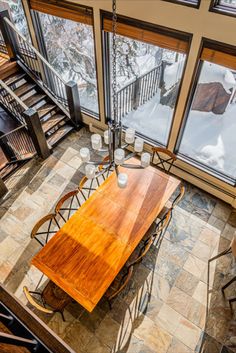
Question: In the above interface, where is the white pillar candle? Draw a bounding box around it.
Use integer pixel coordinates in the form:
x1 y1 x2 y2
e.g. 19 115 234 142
114 148 125 165
125 128 135 144
79 147 90 162
134 138 144 152
104 130 109 144
141 152 151 168
85 164 96 179
117 173 128 188
91 134 102 150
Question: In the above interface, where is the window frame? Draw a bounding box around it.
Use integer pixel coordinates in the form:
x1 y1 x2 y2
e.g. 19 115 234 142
100 10 192 147
161 0 201 9
209 0 236 17
175 38 236 186
30 2 101 119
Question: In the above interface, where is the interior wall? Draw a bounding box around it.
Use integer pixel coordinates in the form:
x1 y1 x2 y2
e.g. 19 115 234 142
22 0 236 206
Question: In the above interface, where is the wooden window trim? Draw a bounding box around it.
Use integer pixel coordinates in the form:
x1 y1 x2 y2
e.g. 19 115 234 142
162 0 201 9
201 47 236 70
101 11 191 54
209 0 236 18
29 0 93 25
175 38 236 184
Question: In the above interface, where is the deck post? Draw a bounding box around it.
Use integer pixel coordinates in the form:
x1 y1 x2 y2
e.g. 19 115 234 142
23 108 51 159
133 78 141 110
0 8 19 60
65 81 82 128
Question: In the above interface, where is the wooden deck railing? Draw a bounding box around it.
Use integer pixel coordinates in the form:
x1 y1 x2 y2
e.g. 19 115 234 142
117 64 162 120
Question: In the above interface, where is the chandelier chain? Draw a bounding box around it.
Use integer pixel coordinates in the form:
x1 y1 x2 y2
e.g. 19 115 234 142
112 0 118 124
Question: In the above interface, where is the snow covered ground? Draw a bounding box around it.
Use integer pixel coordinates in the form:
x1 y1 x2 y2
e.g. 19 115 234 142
179 103 236 179
122 91 173 146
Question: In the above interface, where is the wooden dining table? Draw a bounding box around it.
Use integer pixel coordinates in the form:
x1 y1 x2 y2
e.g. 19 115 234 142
31 158 180 312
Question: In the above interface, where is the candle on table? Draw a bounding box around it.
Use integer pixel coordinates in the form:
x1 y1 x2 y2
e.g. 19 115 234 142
117 173 128 188
125 128 135 144
134 138 144 152
104 130 109 144
91 134 102 150
85 164 96 179
79 147 90 162
114 148 125 165
141 152 151 168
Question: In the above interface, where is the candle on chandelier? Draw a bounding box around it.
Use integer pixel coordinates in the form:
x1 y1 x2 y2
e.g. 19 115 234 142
134 138 144 152
141 152 151 168
91 134 102 150
117 173 128 188
104 130 109 144
114 148 125 165
85 164 96 179
125 128 135 144
79 147 90 162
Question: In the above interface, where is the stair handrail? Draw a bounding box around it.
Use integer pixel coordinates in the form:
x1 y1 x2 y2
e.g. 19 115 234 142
4 17 67 86
0 79 28 111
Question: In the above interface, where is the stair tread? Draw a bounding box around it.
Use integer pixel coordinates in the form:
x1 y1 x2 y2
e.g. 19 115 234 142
38 103 57 118
47 124 74 147
23 93 46 108
42 114 66 133
4 72 26 86
13 82 36 97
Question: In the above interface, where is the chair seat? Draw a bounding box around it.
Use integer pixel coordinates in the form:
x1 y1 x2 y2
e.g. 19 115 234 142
42 281 72 311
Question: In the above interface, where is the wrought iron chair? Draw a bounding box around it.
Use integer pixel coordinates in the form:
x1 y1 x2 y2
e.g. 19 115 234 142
222 276 236 311
78 171 105 199
55 189 84 222
105 265 134 307
23 281 72 321
99 155 115 180
105 231 157 307
31 213 61 247
151 147 177 173
157 185 185 221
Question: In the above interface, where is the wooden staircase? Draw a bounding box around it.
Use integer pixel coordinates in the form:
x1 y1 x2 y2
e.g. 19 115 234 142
0 61 74 148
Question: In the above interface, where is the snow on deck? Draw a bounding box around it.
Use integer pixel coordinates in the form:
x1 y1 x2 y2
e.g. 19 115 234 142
179 103 236 178
200 62 236 94
122 91 173 146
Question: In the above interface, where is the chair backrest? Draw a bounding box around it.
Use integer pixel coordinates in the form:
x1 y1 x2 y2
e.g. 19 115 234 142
107 265 133 301
152 147 177 173
31 213 60 247
99 155 114 179
128 235 155 267
153 209 171 246
23 286 53 314
55 189 83 221
172 185 185 209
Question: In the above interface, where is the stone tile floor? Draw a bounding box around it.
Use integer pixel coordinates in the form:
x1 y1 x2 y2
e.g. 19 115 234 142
1 128 236 353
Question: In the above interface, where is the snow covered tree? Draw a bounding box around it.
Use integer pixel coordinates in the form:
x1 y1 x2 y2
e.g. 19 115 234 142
1 0 30 39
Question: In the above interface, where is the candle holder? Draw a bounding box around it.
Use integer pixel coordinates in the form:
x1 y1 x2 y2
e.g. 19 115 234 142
79 0 151 189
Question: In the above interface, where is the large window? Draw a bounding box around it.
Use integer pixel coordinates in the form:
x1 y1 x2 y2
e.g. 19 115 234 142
210 0 236 15
178 47 236 182
3 0 30 39
162 0 200 8
103 16 189 146
29 1 99 115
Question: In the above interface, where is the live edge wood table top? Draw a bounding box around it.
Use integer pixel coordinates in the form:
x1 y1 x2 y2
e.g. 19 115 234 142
31 158 180 312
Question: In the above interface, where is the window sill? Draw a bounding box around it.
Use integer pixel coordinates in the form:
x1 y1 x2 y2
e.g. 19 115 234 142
177 153 236 186
162 0 200 9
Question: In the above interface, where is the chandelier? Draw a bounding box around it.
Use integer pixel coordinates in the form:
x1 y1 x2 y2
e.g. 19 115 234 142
79 0 151 188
